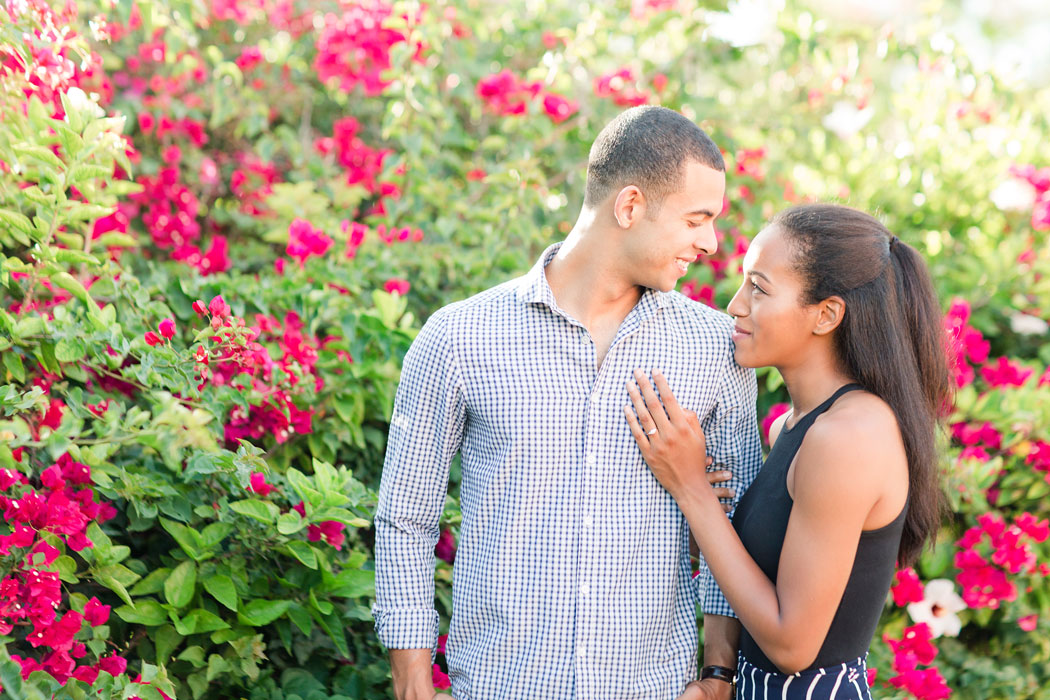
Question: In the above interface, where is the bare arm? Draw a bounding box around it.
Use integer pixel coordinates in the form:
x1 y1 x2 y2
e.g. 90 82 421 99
390 649 452 700
626 371 895 674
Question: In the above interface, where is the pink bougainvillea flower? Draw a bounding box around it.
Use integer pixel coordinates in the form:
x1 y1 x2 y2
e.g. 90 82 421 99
313 1 406 96
286 218 333 266
435 528 456 564
760 403 791 446
307 520 346 550
466 168 487 181
980 356 1033 388
1018 614 1038 631
158 318 176 339
432 663 452 690
192 299 207 316
680 280 715 308
144 331 163 346
884 622 938 666
891 567 925 607
384 278 410 296
249 472 274 496
476 69 542 115
83 597 110 627
209 295 231 318
594 67 649 107
542 92 578 123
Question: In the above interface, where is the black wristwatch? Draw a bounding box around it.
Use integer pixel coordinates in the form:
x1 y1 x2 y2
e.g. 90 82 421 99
700 664 737 692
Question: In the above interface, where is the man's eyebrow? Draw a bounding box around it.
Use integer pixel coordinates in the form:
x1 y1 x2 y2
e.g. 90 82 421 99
684 208 717 218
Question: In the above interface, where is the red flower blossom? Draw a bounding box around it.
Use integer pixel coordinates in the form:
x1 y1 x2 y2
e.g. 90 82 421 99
432 663 451 690
435 528 456 564
209 295 231 318
892 567 926 606
384 278 410 296
83 597 110 627
313 2 407 95
144 331 163 346
594 68 649 107
287 218 333 265
542 92 578 124
192 299 207 316
476 70 542 116
158 318 176 339
980 357 1033 388
249 472 274 496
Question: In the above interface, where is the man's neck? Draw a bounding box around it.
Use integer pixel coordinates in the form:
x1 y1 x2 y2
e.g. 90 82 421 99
544 226 644 330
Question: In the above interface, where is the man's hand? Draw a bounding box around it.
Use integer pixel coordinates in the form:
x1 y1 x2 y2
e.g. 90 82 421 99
677 678 733 700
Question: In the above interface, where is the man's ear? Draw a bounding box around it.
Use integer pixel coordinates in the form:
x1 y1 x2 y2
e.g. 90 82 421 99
813 296 845 336
613 185 646 228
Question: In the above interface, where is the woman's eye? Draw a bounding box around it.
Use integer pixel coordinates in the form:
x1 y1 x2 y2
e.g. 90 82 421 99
750 281 764 294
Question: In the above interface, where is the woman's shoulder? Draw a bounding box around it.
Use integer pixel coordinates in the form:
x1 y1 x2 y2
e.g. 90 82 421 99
795 391 904 490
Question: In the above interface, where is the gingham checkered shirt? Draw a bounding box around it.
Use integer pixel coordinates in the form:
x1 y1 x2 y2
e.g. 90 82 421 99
374 244 762 700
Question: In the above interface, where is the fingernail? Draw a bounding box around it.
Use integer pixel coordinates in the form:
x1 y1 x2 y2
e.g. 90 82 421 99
653 368 663 376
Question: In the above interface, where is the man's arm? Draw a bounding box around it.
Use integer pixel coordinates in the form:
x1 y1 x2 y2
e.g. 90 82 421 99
373 310 466 699
391 649 451 700
695 358 762 618
683 358 760 699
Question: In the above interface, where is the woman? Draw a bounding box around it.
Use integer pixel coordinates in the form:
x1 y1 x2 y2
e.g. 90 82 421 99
624 204 952 698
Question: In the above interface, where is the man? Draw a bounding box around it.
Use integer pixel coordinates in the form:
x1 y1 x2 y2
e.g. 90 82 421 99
373 106 762 700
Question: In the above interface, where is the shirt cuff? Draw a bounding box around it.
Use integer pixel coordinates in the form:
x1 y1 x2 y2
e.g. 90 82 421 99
372 605 440 651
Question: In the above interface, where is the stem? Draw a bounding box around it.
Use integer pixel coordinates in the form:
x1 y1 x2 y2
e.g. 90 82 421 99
18 189 64 316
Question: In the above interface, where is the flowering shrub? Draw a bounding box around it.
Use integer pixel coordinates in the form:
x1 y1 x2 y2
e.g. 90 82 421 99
1 0 1049 698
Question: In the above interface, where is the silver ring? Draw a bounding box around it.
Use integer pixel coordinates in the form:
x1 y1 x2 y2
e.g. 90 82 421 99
646 427 658 436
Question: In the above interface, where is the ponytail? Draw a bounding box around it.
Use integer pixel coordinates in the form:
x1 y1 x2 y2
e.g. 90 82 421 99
773 204 953 565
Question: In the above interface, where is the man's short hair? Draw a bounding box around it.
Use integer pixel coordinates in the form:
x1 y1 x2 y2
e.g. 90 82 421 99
584 106 725 213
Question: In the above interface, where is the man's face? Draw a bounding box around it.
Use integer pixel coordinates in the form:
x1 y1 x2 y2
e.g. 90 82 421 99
623 161 726 292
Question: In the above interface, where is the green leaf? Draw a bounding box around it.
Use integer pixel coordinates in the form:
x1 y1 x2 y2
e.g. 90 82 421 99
173 608 230 635
94 565 141 607
154 624 183 665
276 511 305 535
67 163 113 185
94 232 138 248
287 603 313 635
284 541 318 569
54 248 102 266
201 574 238 611
164 560 197 609
3 351 25 382
315 611 350 658
13 143 65 170
130 567 172 596
237 599 291 626
114 598 168 626
0 209 35 243
13 316 45 338
228 498 279 523
55 338 87 363
160 518 206 560
48 271 92 305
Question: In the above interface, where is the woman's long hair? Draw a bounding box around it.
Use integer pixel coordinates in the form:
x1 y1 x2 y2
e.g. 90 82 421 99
773 204 953 565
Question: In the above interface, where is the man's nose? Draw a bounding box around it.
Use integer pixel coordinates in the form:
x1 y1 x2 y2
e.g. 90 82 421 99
694 222 718 257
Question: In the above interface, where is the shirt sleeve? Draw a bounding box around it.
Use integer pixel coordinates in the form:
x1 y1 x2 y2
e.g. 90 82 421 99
692 357 762 618
372 309 466 650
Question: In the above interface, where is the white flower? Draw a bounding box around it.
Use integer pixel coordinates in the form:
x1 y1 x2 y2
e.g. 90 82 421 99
64 87 105 119
822 101 873 140
990 178 1037 212
1010 312 1049 336
907 578 966 637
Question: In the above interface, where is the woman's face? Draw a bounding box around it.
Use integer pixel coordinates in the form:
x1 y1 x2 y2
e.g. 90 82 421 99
726 224 823 370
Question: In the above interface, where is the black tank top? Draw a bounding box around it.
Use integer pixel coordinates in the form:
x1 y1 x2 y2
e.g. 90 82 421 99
732 384 908 673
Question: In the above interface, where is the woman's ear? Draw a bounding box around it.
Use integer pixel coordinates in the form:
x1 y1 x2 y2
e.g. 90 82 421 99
613 185 646 228
813 296 845 336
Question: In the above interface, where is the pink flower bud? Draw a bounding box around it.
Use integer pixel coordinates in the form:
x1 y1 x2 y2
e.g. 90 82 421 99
209 294 231 318
249 472 274 496
192 299 207 316
158 318 176 339
144 331 163 346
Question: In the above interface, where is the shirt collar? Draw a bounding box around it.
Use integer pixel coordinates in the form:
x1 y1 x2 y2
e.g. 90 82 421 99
515 242 670 314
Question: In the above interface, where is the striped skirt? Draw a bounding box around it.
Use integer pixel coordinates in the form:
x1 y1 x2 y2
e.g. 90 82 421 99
736 652 872 699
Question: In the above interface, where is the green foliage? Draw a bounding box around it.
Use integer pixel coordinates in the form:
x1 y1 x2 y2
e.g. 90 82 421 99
1 0 1049 698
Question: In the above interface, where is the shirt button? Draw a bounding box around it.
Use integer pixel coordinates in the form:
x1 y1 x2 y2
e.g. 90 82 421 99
585 452 597 466
582 515 593 528
580 583 590 596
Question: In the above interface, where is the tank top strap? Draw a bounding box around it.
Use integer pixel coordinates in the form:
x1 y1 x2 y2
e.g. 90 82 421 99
780 383 864 438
